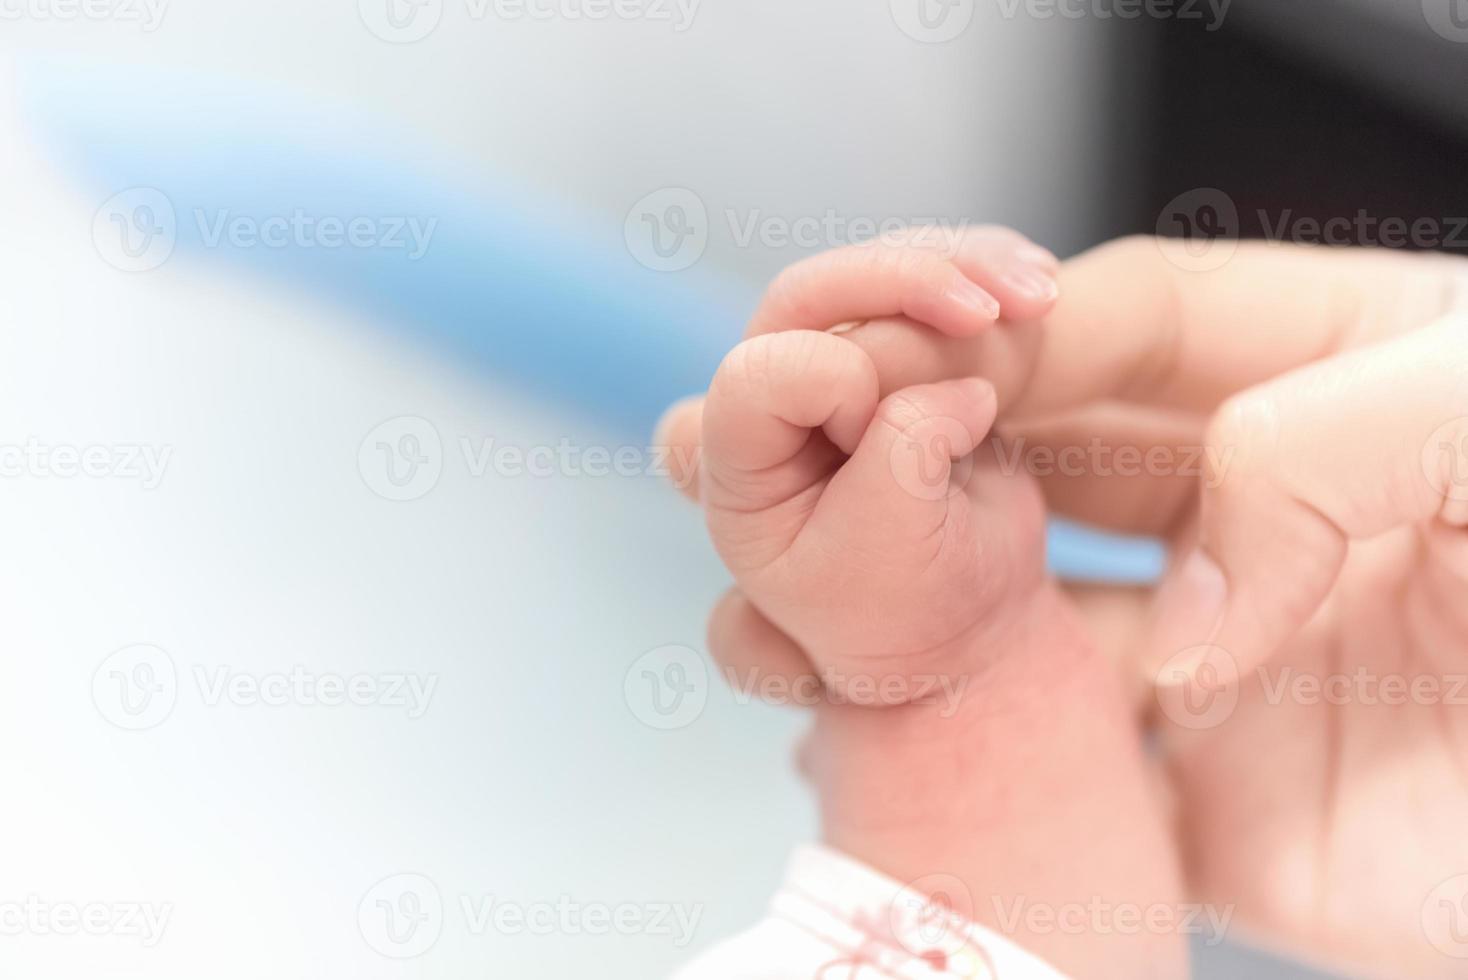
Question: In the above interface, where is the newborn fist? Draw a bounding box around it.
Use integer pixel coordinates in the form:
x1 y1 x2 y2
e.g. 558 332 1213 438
701 330 1048 696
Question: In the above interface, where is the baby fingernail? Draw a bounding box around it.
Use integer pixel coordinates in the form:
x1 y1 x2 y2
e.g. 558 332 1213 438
947 279 1001 321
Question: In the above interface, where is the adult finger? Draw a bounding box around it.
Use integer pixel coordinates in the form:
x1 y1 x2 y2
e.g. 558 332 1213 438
1139 312 1468 686
1001 403 1206 536
845 238 1465 420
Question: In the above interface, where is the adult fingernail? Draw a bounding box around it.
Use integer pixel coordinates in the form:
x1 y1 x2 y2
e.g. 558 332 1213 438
946 278 1001 322
1145 549 1229 687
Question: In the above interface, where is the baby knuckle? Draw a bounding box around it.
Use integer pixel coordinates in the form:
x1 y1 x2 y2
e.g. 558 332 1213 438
764 258 825 326
899 260 957 310
869 242 934 282
962 223 1017 245
875 391 930 434
897 223 950 254
713 338 769 396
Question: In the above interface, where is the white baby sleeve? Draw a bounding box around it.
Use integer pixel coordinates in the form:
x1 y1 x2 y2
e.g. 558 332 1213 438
673 844 1071 979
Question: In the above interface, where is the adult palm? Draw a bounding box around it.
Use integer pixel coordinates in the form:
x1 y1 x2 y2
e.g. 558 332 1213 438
1119 256 1468 979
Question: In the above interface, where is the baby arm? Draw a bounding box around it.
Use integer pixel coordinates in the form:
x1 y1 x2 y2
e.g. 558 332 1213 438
679 231 1186 978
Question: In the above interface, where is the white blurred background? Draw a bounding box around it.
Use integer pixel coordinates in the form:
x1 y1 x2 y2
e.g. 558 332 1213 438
0 2 1324 977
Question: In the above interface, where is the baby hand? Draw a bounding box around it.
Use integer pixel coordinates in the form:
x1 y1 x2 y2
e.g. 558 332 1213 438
700 231 1061 696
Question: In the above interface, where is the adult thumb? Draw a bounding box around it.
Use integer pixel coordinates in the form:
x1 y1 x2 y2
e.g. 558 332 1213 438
1141 313 1468 691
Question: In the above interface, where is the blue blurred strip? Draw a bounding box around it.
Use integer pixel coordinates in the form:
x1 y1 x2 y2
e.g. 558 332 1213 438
1048 523 1165 585
21 58 744 434
19 58 1163 585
